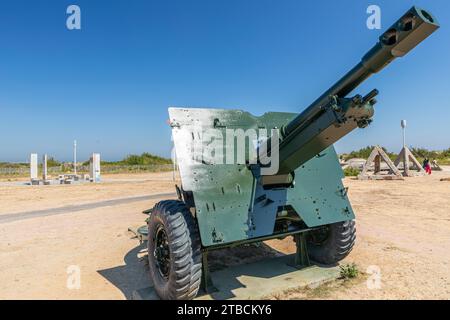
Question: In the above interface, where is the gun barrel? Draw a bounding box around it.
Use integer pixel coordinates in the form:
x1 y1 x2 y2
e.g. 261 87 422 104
268 6 439 176
283 6 439 137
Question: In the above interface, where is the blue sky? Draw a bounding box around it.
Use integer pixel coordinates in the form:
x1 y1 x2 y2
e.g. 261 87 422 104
0 0 448 162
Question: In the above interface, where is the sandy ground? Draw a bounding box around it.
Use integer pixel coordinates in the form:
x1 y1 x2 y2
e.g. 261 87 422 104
0 170 449 299
0 172 175 215
269 168 450 299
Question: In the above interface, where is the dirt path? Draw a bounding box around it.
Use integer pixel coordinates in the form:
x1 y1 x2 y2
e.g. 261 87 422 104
0 172 176 215
0 193 176 224
1 171 449 299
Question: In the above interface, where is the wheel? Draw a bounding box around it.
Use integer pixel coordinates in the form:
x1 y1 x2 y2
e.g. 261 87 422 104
147 200 202 300
306 220 356 265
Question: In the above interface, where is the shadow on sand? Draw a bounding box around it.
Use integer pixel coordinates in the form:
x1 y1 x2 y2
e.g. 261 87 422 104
98 238 338 300
97 243 150 300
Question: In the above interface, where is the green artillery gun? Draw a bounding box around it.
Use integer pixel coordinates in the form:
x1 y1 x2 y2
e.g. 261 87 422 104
145 7 439 300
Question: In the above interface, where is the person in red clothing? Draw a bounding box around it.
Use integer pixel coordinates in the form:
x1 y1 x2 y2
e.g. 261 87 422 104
423 158 432 175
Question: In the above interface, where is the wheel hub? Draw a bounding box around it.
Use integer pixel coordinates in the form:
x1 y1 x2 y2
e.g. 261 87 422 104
154 225 171 279
308 225 331 246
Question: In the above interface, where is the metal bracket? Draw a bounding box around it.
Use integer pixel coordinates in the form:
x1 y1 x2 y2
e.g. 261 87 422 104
142 208 152 215
288 233 311 269
200 252 218 294
128 225 148 244
175 184 182 200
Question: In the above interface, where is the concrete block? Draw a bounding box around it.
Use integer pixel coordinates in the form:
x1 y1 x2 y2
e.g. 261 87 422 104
132 255 340 300
132 287 160 300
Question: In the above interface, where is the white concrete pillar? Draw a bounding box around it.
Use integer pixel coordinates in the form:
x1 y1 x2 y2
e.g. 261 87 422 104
73 140 77 175
30 153 38 181
90 153 101 183
43 154 48 180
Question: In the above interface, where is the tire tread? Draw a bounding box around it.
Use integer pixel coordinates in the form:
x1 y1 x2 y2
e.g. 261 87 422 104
148 200 202 300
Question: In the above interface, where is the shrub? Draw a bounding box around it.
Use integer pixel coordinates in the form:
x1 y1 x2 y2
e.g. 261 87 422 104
343 167 360 177
343 146 396 161
120 152 172 165
339 263 359 279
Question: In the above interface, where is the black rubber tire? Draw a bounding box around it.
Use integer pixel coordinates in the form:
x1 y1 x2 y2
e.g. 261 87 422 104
148 200 202 300
306 220 356 265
